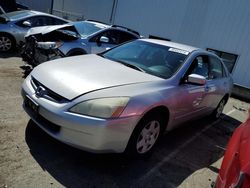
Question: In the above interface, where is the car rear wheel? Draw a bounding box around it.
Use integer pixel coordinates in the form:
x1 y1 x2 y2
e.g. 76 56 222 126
0 34 15 52
212 98 226 119
67 50 86 56
125 112 164 158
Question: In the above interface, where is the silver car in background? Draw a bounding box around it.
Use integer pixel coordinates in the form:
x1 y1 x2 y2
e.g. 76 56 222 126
21 20 140 67
0 10 68 51
21 39 233 157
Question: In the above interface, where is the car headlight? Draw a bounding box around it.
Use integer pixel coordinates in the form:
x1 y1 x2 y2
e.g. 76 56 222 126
69 97 130 118
37 41 63 50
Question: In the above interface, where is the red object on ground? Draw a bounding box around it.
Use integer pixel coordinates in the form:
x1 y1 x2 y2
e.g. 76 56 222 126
216 111 250 188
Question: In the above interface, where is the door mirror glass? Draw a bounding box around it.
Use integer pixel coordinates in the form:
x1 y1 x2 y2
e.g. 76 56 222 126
99 36 109 43
187 74 206 85
23 21 31 27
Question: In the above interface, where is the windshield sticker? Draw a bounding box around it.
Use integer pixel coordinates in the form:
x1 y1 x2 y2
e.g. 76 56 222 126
169 48 189 55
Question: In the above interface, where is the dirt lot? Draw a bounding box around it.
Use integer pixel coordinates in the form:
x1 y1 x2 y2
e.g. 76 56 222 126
0 52 250 188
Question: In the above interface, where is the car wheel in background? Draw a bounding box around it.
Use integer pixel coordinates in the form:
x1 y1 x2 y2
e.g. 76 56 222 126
125 112 164 158
67 50 86 57
0 33 15 52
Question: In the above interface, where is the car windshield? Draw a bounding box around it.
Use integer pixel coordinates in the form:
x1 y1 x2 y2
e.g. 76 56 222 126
73 21 107 38
102 40 189 79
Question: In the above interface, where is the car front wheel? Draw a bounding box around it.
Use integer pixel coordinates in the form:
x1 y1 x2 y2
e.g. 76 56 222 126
125 112 164 158
0 34 15 52
212 98 226 119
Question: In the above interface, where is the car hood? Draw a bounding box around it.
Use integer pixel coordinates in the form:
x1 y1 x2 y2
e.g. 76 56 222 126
26 24 75 37
31 54 162 100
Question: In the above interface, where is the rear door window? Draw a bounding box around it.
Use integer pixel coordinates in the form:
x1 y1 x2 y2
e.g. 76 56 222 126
118 31 137 43
15 16 67 28
50 17 68 25
209 56 224 79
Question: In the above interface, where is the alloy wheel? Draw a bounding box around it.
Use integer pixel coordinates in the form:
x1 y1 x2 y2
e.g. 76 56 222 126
216 100 225 118
0 36 12 52
136 120 161 154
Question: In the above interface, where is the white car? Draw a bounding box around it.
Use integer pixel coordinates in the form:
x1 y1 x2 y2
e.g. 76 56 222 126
21 20 140 67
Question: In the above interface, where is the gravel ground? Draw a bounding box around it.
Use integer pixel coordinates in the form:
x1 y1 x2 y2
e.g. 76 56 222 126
0 52 249 188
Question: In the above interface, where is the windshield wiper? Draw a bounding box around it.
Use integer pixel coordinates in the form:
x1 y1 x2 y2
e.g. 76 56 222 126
99 55 145 72
117 60 145 72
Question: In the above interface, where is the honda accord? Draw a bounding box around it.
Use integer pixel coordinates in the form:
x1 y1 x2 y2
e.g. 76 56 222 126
21 39 233 157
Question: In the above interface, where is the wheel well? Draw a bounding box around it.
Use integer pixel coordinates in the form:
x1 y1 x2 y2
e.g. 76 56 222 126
66 48 87 56
0 32 16 41
223 94 229 103
125 106 170 155
0 32 16 45
141 106 170 131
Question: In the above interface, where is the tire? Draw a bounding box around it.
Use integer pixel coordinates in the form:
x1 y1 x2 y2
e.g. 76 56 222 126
0 33 15 52
211 98 226 119
125 112 164 158
67 51 86 57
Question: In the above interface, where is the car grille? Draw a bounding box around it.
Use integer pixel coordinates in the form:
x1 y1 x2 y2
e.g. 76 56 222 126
31 77 68 103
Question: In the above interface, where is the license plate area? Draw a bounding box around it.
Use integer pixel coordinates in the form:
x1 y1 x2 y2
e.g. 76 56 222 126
25 95 39 115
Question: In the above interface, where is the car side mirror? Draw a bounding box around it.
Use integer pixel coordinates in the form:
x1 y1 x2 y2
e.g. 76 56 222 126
99 36 109 43
187 74 206 85
23 21 31 27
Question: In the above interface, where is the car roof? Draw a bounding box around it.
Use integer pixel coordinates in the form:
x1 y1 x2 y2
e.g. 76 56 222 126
140 38 200 53
1 10 61 21
85 20 110 28
85 20 140 37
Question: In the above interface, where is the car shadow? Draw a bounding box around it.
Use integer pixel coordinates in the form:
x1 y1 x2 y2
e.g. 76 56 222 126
0 51 20 58
0 50 33 78
20 66 32 78
25 115 241 188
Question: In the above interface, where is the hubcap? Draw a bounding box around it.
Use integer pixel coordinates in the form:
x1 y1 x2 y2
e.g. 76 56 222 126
136 120 161 154
0 36 12 51
216 100 225 118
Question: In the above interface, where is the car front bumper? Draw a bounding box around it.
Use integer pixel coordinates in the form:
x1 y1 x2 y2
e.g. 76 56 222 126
22 77 140 153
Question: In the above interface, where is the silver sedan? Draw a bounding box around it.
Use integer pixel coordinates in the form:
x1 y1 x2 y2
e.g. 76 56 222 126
0 10 68 51
21 39 233 157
